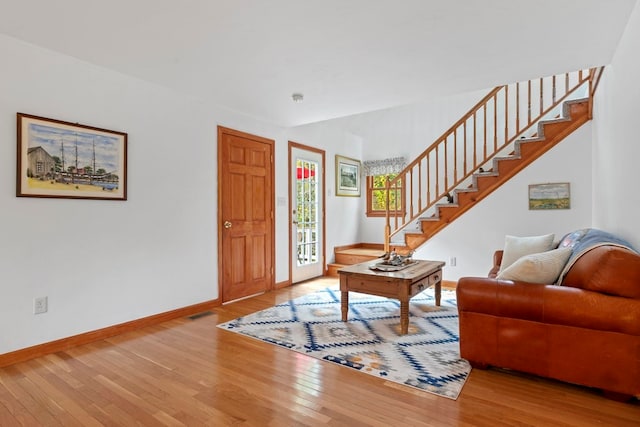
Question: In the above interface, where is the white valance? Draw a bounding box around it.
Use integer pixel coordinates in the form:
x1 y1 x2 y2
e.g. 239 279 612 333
362 157 407 176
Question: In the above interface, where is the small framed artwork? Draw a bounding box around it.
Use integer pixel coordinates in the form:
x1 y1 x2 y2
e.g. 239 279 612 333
528 182 570 210
335 154 361 197
17 113 127 200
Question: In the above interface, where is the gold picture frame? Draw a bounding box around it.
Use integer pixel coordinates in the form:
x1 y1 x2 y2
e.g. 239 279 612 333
335 155 361 197
17 113 127 200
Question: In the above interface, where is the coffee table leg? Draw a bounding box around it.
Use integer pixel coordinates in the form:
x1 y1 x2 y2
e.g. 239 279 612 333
400 299 409 334
341 291 349 322
435 280 441 306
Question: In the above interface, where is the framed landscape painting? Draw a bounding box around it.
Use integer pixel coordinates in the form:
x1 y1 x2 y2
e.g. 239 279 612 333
17 113 127 200
335 154 361 197
528 182 570 210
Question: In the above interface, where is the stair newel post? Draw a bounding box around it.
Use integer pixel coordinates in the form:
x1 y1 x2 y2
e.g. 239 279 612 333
384 175 391 253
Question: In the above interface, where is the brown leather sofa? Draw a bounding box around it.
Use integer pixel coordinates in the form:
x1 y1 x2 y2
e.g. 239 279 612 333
456 245 640 400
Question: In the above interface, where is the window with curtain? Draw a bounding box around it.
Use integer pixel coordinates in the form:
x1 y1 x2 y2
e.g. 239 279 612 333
362 157 407 217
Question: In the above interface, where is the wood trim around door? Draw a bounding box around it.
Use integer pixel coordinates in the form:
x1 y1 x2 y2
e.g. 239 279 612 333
217 126 275 301
288 141 326 284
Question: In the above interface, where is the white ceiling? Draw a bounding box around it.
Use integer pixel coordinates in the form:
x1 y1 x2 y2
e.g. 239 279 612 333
0 0 636 127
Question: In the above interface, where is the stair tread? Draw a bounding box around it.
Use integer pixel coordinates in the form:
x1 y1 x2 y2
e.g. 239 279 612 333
335 248 386 257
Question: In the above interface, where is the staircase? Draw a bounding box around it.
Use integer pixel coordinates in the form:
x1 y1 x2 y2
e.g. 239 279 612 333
404 98 589 249
385 68 604 252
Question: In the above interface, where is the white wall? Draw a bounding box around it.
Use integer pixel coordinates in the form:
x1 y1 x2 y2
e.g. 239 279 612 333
592 1 640 250
326 90 487 162
0 35 287 354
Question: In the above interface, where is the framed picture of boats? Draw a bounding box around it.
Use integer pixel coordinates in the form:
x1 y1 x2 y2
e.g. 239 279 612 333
17 113 127 200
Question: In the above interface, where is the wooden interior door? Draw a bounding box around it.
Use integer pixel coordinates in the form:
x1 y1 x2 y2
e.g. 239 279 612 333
218 127 274 302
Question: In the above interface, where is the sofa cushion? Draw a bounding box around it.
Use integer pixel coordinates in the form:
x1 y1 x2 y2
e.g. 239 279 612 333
498 233 555 274
497 247 572 284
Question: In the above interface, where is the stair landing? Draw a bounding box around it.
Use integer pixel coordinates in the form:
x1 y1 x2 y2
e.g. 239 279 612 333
327 243 385 277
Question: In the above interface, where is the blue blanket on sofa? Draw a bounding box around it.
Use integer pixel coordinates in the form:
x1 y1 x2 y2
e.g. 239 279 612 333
556 228 637 285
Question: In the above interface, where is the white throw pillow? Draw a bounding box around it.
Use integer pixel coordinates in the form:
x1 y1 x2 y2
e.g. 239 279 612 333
498 233 555 273
497 247 572 284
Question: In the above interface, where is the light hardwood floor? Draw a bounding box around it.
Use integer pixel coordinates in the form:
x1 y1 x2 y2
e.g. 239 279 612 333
0 277 638 426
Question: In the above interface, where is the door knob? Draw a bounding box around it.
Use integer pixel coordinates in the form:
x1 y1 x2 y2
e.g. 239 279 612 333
224 221 232 229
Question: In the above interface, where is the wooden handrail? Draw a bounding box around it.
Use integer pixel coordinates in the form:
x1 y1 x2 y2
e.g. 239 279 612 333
397 86 504 175
384 67 603 250
590 66 605 96
588 66 605 119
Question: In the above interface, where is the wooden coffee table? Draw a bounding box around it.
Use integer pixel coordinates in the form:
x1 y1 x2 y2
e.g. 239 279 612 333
338 259 445 335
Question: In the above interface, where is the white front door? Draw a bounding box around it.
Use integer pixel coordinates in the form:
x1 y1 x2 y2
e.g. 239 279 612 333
291 145 324 283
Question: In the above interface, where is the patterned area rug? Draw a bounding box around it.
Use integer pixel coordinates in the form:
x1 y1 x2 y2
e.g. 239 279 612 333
217 287 471 399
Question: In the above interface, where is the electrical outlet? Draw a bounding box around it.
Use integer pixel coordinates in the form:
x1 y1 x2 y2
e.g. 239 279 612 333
449 257 457 267
34 296 48 314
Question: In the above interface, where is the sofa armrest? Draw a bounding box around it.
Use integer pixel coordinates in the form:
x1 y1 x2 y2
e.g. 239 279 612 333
488 250 504 278
457 277 544 321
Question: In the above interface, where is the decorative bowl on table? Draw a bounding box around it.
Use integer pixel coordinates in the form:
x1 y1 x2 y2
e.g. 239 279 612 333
369 251 416 271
